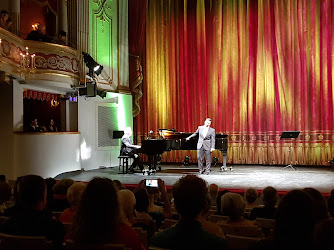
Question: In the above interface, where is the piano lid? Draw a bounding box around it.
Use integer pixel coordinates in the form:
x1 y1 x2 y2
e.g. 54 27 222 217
159 129 228 140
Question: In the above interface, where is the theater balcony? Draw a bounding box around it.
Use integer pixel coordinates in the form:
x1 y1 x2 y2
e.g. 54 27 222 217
0 28 80 90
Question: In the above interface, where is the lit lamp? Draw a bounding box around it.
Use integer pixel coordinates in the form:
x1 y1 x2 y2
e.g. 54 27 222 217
51 99 59 107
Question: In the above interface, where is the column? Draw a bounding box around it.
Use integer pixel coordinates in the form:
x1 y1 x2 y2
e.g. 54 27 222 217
10 0 20 36
58 0 68 34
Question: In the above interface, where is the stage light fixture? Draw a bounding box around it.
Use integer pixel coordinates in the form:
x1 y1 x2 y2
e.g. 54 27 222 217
183 156 190 166
213 157 219 167
329 159 334 170
82 52 104 78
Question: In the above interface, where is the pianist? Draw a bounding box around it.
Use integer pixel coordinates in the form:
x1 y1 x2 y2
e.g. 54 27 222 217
186 118 215 175
121 127 144 173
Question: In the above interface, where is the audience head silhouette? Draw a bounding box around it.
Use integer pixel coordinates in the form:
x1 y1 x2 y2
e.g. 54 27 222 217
262 186 278 207
303 187 328 222
245 188 258 204
16 174 46 210
72 177 120 244
275 189 314 249
134 187 149 213
172 174 208 220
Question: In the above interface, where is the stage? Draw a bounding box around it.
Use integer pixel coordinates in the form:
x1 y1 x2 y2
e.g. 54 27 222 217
54 164 334 195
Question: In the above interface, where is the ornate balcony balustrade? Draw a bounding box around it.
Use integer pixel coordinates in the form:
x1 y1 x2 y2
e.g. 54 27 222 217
0 28 80 87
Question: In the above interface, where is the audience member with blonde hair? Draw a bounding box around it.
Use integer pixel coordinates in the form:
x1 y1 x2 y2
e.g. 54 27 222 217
118 189 136 226
219 192 257 227
59 182 86 223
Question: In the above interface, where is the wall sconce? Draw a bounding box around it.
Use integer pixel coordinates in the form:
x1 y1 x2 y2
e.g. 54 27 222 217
0 38 2 57
51 99 59 107
32 23 39 31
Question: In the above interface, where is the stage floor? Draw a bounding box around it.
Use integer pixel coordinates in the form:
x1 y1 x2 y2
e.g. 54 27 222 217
55 164 334 194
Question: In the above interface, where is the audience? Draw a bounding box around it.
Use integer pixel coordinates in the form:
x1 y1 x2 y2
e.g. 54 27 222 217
254 190 315 250
52 30 67 45
69 177 144 249
6 17 12 31
0 10 9 29
1 173 333 249
303 187 328 222
2 176 23 217
249 186 278 220
0 182 12 214
147 178 171 219
313 218 334 250
27 118 42 132
208 183 219 207
244 187 258 209
151 175 228 249
51 178 75 211
0 175 65 249
26 23 51 42
214 189 230 215
45 177 56 211
219 192 257 227
59 182 86 223
134 187 153 220
118 189 136 226
113 179 125 191
327 193 334 217
47 118 58 132
198 195 225 238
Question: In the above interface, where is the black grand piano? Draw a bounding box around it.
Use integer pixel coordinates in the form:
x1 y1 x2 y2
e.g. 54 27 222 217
141 129 228 170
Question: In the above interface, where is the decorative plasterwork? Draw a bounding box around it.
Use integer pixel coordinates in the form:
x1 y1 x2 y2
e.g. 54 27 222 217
90 0 118 88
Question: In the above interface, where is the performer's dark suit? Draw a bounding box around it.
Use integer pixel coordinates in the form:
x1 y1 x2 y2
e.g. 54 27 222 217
188 126 215 173
121 135 144 171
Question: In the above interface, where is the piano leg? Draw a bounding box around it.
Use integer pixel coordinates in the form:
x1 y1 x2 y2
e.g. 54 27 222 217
221 150 227 171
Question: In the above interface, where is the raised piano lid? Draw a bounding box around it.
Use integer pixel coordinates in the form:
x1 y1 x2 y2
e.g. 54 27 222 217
158 129 228 140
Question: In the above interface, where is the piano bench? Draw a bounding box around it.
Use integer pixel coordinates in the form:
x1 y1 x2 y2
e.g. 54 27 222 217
118 155 131 174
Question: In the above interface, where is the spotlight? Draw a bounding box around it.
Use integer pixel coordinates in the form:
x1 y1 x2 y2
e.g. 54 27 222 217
183 156 190 166
213 157 219 167
82 52 104 78
96 89 106 99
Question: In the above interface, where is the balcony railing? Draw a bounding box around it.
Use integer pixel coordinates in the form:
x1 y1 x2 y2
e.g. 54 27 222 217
0 28 80 86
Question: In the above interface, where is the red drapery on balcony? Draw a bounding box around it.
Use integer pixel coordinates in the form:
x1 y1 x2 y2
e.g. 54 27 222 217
23 89 59 102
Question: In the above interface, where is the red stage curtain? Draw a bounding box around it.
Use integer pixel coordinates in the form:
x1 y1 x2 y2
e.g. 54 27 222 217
134 0 334 166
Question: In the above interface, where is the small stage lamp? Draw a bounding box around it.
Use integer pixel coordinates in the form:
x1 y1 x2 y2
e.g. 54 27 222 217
213 157 219 167
329 159 334 171
183 156 190 166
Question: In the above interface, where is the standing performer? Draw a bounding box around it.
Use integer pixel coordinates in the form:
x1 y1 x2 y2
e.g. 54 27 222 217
121 127 144 172
186 118 215 175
